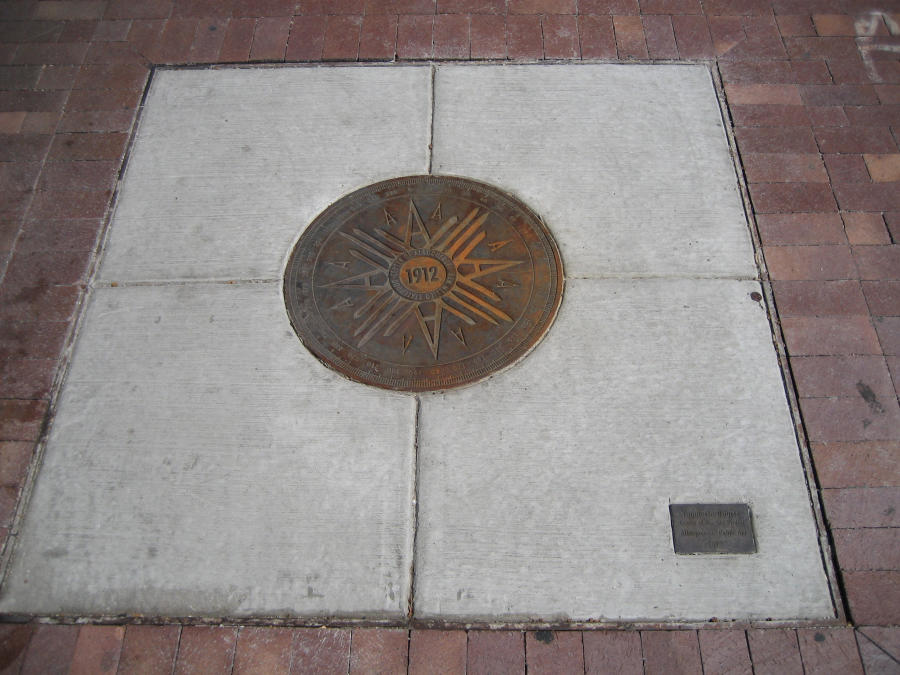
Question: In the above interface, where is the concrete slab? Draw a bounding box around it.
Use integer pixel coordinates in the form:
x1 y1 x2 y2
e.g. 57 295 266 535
414 279 833 621
431 64 756 280
2 63 832 623
0 283 415 617
100 66 431 283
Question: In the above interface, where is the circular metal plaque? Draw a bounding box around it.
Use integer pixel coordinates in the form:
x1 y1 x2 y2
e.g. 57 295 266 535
284 175 564 392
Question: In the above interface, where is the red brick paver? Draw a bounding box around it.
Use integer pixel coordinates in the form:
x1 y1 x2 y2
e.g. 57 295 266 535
175 626 238 674
747 628 804 675
526 631 584 673
20 625 79 675
291 628 351 673
69 625 125 675
118 625 181 675
0 624 34 674
642 630 703 675
466 630 524 674
350 628 409 673
1 0 899 672
797 628 865 675
583 631 642 674
233 627 293 674
409 629 466 674
698 629 752 674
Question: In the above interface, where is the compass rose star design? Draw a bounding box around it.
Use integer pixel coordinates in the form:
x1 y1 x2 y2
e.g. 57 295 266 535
320 200 524 359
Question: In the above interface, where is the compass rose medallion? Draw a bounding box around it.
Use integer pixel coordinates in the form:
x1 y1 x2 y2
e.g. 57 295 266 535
284 175 564 392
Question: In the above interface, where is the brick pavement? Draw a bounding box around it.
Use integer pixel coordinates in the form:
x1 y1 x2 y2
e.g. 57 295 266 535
0 0 898 671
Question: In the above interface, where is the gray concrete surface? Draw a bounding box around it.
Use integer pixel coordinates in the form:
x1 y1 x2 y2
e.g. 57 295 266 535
0 283 415 616
432 64 756 280
415 279 833 621
101 66 431 282
1 64 833 622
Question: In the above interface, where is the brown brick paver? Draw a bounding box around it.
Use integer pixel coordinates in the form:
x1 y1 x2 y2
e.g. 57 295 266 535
397 13 434 59
1 0 899 671
188 18 228 63
642 630 703 675
698 630 752 675
359 14 399 59
526 631 584 674
542 14 578 59
174 626 238 675
433 13 469 58
822 486 900 529
469 14 504 58
69 625 125 675
747 628 804 675
858 627 900 662
833 528 900 571
408 629 466 674
613 15 647 59
856 629 900 674
506 14 541 59
350 628 409 674
466 630 524 674
220 17 257 61
233 627 293 675
579 14 616 58
583 630 642 674
322 14 363 60
118 625 181 675
0 624 34 674
844 213 892 246
641 14 677 59
249 16 291 60
291 628 351 673
797 628 865 675
20 625 79 675
845 572 900 625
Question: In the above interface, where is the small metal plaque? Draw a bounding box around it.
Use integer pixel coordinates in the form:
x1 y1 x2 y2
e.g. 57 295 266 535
670 503 757 554
284 175 564 392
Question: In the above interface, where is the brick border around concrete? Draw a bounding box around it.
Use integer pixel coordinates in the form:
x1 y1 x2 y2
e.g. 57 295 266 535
1 0 898 671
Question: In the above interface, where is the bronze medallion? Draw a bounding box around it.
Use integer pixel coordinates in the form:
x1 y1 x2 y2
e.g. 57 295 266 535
284 175 564 391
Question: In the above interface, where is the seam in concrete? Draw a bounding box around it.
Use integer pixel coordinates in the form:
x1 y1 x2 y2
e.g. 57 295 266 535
427 64 435 175
565 274 759 281
93 278 283 288
408 395 422 620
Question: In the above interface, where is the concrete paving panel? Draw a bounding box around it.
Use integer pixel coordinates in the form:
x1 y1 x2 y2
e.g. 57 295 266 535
3 63 832 623
431 64 757 280
415 279 833 621
0 283 416 617
100 65 431 283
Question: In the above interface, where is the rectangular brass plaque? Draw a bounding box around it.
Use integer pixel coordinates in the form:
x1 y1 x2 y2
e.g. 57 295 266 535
670 503 757 554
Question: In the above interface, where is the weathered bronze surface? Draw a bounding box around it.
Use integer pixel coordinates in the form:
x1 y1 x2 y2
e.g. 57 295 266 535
670 504 757 554
284 175 564 391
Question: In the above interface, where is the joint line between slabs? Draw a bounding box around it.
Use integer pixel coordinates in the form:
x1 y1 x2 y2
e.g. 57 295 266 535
408 394 422 619
427 64 436 175
93 278 282 288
